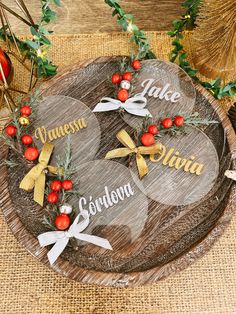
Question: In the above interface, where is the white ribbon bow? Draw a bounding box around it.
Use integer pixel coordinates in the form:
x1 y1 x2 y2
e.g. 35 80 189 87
93 96 152 117
38 210 113 265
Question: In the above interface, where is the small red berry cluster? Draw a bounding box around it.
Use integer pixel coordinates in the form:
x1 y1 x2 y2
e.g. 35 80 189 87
140 115 184 146
48 179 74 230
111 60 141 102
5 105 39 161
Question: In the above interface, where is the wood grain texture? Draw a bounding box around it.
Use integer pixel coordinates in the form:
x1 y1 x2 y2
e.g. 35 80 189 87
2 0 184 34
0 57 236 287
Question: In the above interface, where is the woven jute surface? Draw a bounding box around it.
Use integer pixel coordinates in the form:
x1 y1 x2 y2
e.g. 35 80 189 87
0 32 236 314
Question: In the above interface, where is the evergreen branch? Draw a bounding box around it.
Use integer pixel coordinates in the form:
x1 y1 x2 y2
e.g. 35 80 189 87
104 0 156 59
167 0 236 99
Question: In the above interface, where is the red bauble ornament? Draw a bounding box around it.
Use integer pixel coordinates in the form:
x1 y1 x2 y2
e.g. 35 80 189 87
174 115 184 127
62 179 73 191
24 147 39 161
0 48 11 81
122 72 132 81
50 180 62 192
47 192 59 204
5 125 17 137
111 73 121 84
147 124 158 135
141 133 155 146
132 60 141 70
117 89 129 102
55 214 70 230
20 105 32 117
161 118 173 129
21 134 33 145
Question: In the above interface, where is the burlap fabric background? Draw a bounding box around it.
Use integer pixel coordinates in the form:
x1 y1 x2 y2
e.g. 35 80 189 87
0 32 236 314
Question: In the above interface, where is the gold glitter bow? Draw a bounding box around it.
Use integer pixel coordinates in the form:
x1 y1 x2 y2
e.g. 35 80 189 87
19 143 60 206
105 129 161 178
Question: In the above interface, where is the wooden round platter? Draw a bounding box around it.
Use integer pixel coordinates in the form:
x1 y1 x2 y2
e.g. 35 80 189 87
0 57 236 287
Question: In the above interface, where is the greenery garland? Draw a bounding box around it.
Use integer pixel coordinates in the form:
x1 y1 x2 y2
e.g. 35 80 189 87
104 0 155 59
167 0 236 99
0 0 60 79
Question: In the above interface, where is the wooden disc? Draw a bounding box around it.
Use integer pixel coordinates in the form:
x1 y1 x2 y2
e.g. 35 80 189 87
1 57 236 287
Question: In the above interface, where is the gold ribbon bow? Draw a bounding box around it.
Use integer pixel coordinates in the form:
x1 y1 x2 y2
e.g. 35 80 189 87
20 143 59 206
105 129 162 178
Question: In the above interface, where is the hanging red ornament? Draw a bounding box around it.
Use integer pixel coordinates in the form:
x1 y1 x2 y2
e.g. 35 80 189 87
122 72 132 81
47 192 59 204
62 179 73 191
0 48 11 81
21 134 33 145
141 133 155 146
50 180 62 192
55 214 70 230
24 147 39 161
174 115 184 127
20 105 32 117
111 73 121 84
5 125 17 137
147 124 158 135
132 60 141 70
117 89 129 102
161 118 173 129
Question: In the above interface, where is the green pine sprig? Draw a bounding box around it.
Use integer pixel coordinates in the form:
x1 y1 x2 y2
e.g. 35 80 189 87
104 0 155 59
167 0 236 100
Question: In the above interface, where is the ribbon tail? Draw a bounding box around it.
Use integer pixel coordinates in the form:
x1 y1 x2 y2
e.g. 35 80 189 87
125 108 152 117
47 237 69 265
75 233 113 250
34 172 46 207
136 154 148 178
19 167 37 191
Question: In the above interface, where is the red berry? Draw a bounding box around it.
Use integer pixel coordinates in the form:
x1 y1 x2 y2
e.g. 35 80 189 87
47 192 59 204
5 125 17 137
24 147 39 161
174 115 184 127
62 179 73 191
20 105 32 117
147 124 158 135
161 118 173 129
21 134 33 145
122 72 132 81
117 89 129 102
55 214 70 230
111 73 121 84
50 180 62 192
132 60 141 70
141 133 155 146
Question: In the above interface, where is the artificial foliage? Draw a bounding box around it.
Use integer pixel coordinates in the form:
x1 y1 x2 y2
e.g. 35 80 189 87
192 0 236 81
0 0 60 79
104 0 155 59
167 0 236 100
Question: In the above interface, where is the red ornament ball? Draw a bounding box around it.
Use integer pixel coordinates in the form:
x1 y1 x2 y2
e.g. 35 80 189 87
21 134 33 145
5 125 17 137
122 72 132 81
62 179 73 191
50 180 62 192
20 105 32 117
161 118 173 129
141 133 155 146
0 48 11 81
174 115 184 127
147 124 158 135
24 147 39 161
47 192 59 204
117 89 129 102
111 73 121 84
132 60 141 70
55 214 70 230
